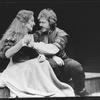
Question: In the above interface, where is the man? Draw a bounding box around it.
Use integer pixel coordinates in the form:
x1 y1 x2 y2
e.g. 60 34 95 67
33 8 89 96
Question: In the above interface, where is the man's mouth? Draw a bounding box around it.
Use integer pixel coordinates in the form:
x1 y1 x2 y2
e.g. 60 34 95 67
41 28 46 31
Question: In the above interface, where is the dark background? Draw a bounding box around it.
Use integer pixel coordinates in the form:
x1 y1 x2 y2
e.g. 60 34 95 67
0 0 100 72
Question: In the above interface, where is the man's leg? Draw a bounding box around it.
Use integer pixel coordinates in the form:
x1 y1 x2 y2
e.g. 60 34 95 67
62 58 89 96
48 57 89 96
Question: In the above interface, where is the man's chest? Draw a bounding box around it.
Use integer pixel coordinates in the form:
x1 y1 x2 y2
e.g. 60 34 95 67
39 34 56 43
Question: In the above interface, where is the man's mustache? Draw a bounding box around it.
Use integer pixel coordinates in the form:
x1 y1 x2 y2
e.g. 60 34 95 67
41 27 49 32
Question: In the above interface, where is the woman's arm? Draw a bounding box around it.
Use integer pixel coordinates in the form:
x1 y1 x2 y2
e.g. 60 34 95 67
5 39 24 58
5 34 32 58
28 34 59 55
30 42 59 55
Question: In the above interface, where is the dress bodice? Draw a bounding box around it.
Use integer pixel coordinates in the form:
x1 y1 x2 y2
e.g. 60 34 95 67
12 46 39 63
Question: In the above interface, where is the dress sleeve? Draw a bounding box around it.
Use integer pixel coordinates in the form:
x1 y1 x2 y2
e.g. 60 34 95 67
2 39 15 58
34 42 59 55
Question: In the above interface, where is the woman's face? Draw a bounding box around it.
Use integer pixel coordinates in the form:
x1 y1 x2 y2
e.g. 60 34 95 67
26 16 35 31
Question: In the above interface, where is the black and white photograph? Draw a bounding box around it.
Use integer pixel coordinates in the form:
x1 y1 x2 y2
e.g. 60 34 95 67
0 0 100 98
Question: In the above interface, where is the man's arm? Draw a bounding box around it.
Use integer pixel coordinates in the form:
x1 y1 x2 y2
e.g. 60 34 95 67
53 29 68 51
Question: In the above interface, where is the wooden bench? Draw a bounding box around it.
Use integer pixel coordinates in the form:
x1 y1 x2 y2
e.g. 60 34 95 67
69 72 100 94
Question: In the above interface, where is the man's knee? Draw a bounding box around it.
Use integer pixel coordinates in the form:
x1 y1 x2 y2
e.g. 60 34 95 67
64 58 83 72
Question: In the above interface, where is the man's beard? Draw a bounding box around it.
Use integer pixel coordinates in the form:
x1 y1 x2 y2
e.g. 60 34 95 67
41 27 50 35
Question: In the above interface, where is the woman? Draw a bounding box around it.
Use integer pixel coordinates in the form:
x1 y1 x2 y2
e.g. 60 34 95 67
0 10 75 98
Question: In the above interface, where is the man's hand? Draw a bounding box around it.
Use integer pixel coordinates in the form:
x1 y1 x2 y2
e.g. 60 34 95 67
53 56 64 66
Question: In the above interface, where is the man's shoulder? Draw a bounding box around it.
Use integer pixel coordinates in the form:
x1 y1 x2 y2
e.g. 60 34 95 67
55 27 69 36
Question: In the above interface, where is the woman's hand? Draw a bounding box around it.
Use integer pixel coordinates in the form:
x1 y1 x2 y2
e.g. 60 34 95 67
27 34 34 48
28 42 34 48
22 34 32 46
38 54 46 62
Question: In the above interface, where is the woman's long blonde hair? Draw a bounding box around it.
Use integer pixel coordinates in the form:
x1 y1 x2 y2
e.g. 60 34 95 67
0 10 34 57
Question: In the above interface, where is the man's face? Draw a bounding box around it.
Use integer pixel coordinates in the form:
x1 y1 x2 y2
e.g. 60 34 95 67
39 17 50 32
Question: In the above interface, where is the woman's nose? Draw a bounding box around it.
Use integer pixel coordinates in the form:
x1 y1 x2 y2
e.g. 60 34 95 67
33 22 35 25
32 22 35 26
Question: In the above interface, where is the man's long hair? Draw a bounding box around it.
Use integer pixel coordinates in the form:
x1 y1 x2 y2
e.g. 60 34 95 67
38 8 57 31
